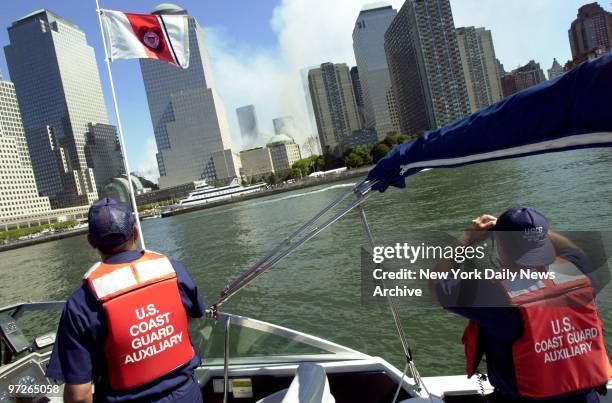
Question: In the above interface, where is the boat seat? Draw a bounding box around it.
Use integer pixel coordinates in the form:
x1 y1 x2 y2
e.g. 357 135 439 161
256 363 335 403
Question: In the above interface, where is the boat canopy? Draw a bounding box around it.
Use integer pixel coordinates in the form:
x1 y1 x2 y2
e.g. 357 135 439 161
367 53 612 191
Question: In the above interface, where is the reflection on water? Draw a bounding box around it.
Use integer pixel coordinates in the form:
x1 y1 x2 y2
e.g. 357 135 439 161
0 149 610 375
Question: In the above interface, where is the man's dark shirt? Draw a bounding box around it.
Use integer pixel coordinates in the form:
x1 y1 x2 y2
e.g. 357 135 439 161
46 250 206 402
436 249 603 402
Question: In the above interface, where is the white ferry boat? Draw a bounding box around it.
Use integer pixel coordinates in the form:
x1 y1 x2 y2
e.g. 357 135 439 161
177 178 267 207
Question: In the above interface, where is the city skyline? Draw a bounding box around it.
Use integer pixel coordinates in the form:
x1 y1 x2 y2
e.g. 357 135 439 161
0 0 599 182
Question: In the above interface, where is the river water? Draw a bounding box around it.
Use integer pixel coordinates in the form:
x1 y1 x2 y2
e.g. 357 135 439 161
1 148 611 375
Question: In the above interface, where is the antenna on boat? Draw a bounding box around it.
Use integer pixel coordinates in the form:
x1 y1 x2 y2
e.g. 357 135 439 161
94 0 146 250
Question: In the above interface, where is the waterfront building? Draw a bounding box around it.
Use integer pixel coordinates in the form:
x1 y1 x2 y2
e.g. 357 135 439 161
352 2 397 139
308 63 361 157
497 59 506 76
501 60 546 97
302 136 321 157
140 3 235 189
340 129 379 151
385 87 401 134
239 147 275 180
456 26 503 112
547 58 564 80
4 9 116 208
0 71 52 222
272 116 296 137
236 104 259 141
211 149 242 182
385 0 470 136
568 3 612 60
85 123 124 193
267 134 301 174
300 66 320 139
350 66 366 128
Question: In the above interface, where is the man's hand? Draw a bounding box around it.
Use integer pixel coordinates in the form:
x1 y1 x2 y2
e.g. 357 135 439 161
64 383 93 403
458 215 497 246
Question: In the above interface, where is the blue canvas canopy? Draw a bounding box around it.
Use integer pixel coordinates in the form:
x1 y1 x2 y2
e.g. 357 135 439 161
367 54 612 191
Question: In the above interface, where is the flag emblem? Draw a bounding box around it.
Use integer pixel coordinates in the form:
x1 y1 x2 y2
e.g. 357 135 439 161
142 30 161 50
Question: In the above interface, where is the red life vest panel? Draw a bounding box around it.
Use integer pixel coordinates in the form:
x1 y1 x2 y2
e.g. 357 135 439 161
84 250 195 391
463 258 611 399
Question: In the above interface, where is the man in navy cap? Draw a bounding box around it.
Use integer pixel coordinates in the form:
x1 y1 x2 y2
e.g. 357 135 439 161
434 206 609 402
46 198 206 403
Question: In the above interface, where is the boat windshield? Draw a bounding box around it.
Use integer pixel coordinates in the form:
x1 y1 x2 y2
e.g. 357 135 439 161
0 304 363 368
189 312 365 366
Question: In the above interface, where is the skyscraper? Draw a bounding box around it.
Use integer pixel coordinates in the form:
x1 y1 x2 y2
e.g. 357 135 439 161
272 116 296 137
456 26 503 112
236 105 259 140
5 10 120 207
352 2 398 139
547 58 564 80
300 66 319 139
350 66 366 128
385 87 401 134
308 63 361 156
501 60 546 97
568 3 612 60
0 71 51 222
385 0 471 135
140 4 236 188
85 123 125 192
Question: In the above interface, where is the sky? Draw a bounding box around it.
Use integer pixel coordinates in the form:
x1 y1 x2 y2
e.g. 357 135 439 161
0 0 599 182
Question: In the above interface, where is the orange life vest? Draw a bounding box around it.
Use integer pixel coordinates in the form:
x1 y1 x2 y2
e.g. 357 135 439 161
463 258 611 399
84 250 195 391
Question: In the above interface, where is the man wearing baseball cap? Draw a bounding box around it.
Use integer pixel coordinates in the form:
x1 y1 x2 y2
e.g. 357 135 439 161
46 198 206 403
435 206 610 402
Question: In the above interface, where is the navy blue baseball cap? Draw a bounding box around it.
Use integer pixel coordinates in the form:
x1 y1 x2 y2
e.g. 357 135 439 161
88 198 135 250
494 206 555 266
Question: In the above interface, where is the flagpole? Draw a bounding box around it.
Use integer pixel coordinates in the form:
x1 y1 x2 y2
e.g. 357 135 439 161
95 0 146 250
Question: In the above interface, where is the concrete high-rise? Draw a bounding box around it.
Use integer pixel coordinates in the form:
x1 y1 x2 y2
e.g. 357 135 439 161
385 0 471 136
568 3 612 60
547 58 564 80
272 116 296 138
239 147 274 179
4 10 120 207
501 60 546 97
85 123 124 193
0 71 51 222
267 134 301 174
140 4 236 188
456 26 503 112
236 104 259 141
350 66 366 128
352 2 398 139
308 63 361 156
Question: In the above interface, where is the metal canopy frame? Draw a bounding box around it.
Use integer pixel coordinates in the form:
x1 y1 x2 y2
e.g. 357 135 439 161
211 177 428 398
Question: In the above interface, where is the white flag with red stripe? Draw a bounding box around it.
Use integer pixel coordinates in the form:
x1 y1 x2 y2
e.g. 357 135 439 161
100 9 190 69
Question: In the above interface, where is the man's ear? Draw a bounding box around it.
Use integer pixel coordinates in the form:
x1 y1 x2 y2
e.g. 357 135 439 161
87 234 97 249
133 225 139 242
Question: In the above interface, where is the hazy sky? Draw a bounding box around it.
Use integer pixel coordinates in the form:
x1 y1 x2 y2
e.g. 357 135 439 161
0 0 596 181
